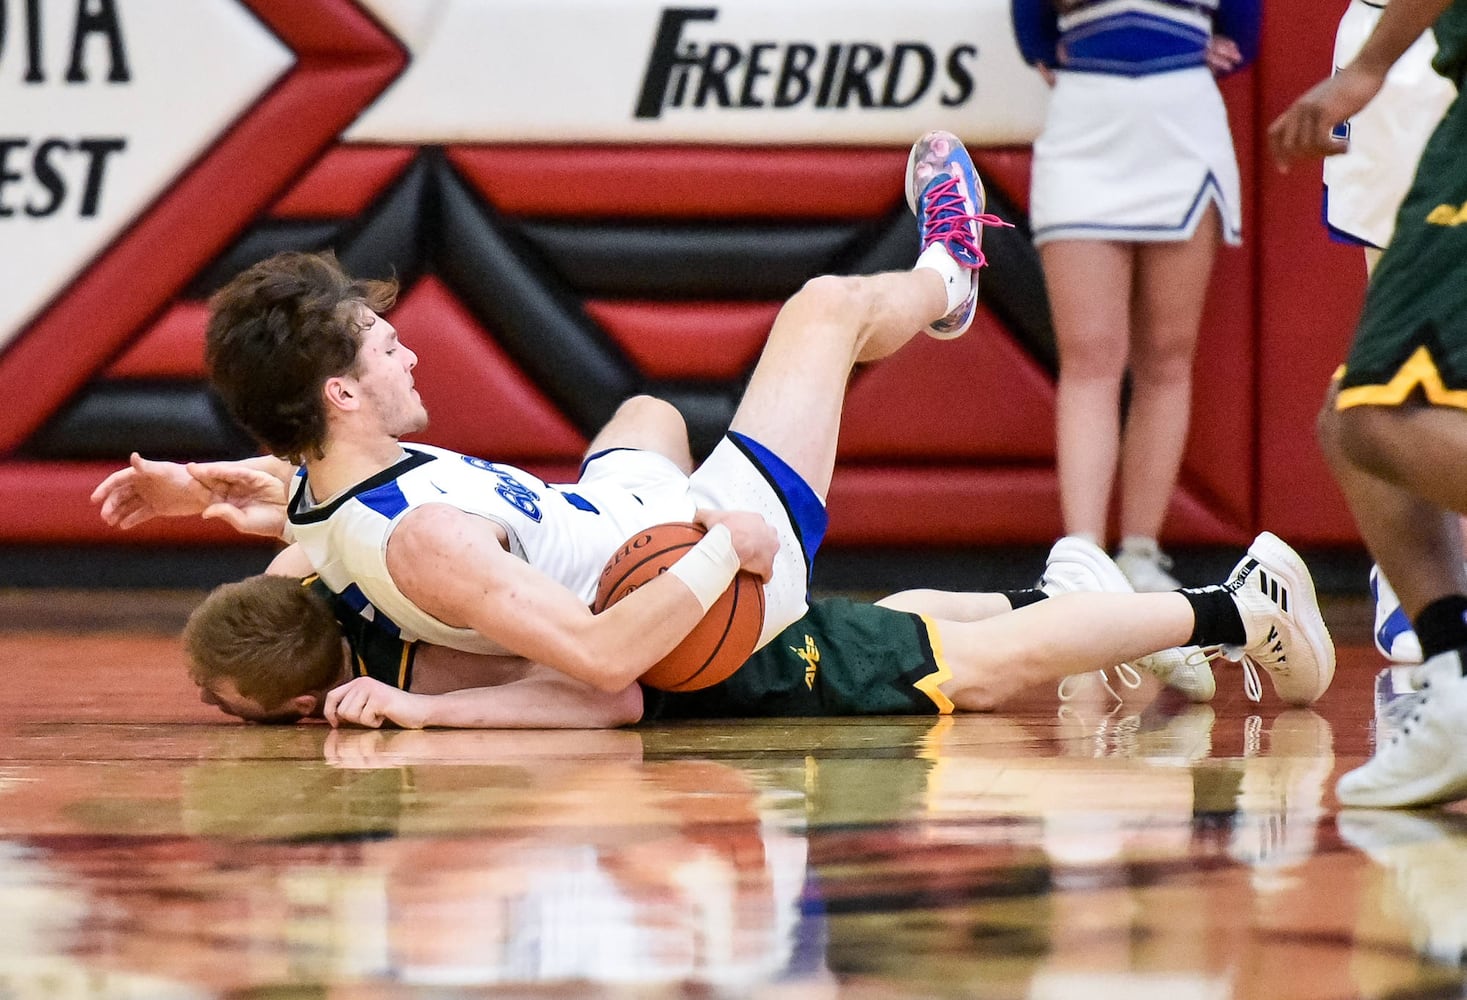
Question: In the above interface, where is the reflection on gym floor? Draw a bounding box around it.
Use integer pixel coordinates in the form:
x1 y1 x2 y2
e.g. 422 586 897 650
1 596 1465 998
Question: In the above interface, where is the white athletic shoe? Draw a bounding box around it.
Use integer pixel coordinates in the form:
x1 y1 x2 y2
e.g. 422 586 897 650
1370 565 1424 664
1132 645 1220 703
1221 532 1336 706
1115 540 1182 592
1039 535 1131 597
1045 536 1144 702
1042 536 1216 702
1336 649 1467 808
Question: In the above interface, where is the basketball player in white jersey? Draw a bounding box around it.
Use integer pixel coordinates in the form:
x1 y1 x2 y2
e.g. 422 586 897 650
96 389 1337 726
198 131 1003 694
96 439 1337 726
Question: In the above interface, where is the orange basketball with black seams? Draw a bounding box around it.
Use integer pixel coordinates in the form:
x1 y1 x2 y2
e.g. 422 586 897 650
593 522 765 692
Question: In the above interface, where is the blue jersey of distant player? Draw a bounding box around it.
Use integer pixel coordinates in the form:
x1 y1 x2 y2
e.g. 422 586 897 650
286 444 697 655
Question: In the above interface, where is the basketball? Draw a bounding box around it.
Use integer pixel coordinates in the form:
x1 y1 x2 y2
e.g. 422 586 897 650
593 522 765 692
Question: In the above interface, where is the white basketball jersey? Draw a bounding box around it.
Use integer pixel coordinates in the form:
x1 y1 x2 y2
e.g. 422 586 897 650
1324 0 1456 247
285 444 696 654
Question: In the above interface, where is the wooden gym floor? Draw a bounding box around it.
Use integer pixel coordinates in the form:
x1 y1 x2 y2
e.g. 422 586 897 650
1 587 1465 999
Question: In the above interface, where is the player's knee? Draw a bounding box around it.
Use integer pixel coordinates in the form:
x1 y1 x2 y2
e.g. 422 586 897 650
614 395 685 437
1334 405 1407 476
788 274 868 325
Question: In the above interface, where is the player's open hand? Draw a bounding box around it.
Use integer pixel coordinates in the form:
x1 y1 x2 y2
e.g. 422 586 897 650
694 508 777 583
186 461 289 537
1268 65 1384 171
324 676 431 729
91 452 212 529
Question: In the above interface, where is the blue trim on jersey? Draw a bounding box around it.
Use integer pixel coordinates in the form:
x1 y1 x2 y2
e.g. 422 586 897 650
327 581 403 639
579 446 640 478
289 448 435 525
358 479 410 521
1322 185 1382 249
559 490 600 513
726 430 827 585
1034 171 1238 242
338 583 369 614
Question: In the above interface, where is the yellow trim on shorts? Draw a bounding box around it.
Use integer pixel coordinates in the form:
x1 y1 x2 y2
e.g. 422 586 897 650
397 644 411 689
912 614 956 714
1337 347 1467 410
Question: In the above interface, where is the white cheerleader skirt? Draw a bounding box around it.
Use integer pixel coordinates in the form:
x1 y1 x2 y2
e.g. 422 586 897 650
1030 65 1242 246
1323 0 1456 249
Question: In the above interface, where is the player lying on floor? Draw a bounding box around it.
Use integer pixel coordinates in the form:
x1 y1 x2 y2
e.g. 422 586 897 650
93 452 1336 728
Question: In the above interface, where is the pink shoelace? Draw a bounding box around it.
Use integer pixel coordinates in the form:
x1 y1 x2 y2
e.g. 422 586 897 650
921 175 1014 268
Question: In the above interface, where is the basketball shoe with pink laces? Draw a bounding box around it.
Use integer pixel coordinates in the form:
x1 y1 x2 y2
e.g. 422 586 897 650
905 129 1012 339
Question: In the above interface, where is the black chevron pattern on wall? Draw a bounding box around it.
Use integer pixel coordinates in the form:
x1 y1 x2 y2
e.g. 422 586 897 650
25 149 1053 463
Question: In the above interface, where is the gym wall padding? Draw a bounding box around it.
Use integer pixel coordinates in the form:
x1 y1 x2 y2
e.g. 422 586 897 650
0 0 1372 559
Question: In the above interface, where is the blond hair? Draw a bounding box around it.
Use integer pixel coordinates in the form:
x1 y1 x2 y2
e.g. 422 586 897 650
184 575 344 713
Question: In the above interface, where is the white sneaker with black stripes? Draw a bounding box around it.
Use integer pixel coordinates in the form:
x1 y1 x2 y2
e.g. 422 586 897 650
1220 532 1336 705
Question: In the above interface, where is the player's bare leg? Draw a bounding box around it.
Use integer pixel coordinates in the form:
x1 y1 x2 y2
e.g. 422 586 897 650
875 590 1014 621
935 532 1334 711
584 395 694 474
731 271 947 499
935 592 1197 710
730 130 1004 499
1318 390 1467 616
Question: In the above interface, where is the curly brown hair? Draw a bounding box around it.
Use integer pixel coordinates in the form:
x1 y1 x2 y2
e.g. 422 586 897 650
205 251 398 464
184 574 345 719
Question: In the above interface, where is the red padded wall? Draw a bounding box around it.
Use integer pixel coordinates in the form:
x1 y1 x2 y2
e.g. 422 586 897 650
0 6 1380 556
1254 0 1372 545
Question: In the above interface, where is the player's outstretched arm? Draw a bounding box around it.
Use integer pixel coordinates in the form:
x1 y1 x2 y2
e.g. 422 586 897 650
92 452 293 536
323 672 644 729
385 505 773 692
92 452 214 529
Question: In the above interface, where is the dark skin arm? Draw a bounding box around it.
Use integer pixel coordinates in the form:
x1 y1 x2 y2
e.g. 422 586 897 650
1268 0 1454 169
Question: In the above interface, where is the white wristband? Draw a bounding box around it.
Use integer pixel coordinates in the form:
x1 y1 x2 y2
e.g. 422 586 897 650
666 523 741 612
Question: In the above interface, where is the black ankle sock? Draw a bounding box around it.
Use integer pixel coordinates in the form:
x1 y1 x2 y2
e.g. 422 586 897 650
1179 587 1247 647
1001 588 1049 610
1413 595 1467 660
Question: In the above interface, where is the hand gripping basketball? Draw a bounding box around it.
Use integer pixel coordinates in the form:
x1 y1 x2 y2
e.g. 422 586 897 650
593 522 766 691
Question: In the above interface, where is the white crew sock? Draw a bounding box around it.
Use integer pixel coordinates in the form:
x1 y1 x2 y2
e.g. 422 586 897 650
915 243 972 314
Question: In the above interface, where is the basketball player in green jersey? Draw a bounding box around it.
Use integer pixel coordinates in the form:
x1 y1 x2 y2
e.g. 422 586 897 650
1271 0 1467 807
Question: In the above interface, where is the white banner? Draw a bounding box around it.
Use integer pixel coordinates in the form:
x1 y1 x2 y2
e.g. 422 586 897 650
349 0 1051 145
0 0 293 352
